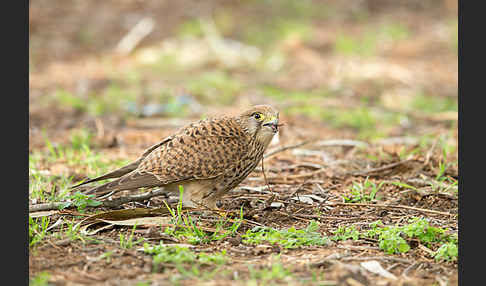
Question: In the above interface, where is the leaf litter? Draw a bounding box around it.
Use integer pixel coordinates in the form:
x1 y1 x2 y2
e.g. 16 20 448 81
29 1 458 285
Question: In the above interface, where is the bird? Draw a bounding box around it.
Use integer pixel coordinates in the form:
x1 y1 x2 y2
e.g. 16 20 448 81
71 105 280 209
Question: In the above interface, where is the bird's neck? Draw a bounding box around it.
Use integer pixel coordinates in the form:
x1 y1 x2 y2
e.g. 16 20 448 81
234 117 271 156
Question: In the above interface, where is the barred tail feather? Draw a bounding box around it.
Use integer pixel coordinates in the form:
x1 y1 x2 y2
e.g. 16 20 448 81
83 171 162 197
70 161 141 189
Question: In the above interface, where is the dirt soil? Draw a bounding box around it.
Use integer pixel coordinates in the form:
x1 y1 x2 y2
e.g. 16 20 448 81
29 1 458 285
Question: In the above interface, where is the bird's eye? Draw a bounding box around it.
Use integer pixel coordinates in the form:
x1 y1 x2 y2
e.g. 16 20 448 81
253 113 262 120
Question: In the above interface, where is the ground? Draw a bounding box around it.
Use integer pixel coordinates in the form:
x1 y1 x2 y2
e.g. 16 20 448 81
29 1 458 285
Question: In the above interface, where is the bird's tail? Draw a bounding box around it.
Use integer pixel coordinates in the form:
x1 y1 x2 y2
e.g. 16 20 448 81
83 171 162 197
70 160 141 189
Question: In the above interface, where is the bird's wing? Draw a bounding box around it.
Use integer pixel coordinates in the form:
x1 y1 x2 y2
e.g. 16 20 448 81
70 137 172 189
82 117 249 196
137 118 249 184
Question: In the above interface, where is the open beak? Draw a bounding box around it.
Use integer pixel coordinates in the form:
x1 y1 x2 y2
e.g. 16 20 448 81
263 119 279 133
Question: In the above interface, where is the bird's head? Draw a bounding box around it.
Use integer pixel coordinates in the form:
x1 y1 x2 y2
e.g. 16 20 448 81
239 105 280 146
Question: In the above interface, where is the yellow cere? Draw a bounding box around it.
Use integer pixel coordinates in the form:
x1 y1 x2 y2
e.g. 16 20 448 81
267 115 277 122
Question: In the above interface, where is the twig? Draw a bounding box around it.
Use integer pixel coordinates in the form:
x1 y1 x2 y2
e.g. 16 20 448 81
264 159 414 181
325 202 454 216
405 138 440 179
315 139 369 148
280 168 329 180
375 137 419 146
261 157 272 192
253 162 324 173
294 213 379 221
337 245 380 251
275 210 312 222
45 239 62 250
310 255 412 268
29 202 64 213
237 186 279 196
347 159 414 176
115 17 154 55
94 118 105 139
264 140 316 159
340 256 412 264
402 262 420 278
29 188 168 212
424 136 440 167
262 168 329 181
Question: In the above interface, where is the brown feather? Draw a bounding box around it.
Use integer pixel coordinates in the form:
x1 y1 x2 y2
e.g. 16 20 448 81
83 171 162 196
75 105 279 208
71 138 172 189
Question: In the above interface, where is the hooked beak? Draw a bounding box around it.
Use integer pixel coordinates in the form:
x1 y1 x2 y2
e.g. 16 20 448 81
263 119 279 133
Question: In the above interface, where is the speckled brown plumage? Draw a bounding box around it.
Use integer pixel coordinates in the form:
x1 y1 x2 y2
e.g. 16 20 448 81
72 105 280 209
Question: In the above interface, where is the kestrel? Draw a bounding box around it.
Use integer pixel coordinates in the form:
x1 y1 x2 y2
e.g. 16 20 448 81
72 105 279 209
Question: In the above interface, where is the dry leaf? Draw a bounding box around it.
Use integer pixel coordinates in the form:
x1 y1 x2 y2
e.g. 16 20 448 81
360 260 397 280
